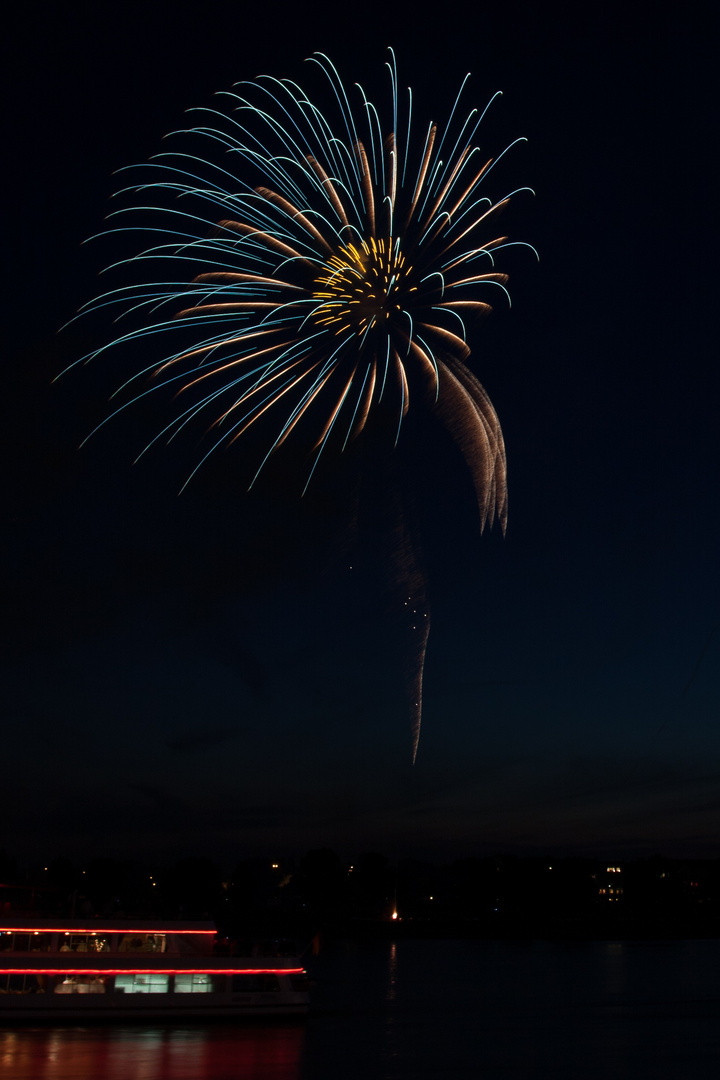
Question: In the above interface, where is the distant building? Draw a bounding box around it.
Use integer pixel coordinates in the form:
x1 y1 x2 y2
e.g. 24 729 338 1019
592 865 624 903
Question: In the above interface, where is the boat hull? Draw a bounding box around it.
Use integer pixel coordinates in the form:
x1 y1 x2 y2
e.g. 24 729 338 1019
0 990 309 1020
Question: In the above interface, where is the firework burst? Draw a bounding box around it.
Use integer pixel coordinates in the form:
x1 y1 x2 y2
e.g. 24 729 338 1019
70 51 535 761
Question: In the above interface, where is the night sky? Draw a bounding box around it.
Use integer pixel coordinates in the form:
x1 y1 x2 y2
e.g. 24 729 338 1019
4 1 718 866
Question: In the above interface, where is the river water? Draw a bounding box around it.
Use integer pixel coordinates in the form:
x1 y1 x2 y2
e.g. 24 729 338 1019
2 938 719 1078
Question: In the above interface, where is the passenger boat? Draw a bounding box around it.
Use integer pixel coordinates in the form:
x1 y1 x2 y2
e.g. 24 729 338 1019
0 917 309 1019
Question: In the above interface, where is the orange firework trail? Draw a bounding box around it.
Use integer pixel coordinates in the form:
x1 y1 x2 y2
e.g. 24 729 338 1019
66 51 535 761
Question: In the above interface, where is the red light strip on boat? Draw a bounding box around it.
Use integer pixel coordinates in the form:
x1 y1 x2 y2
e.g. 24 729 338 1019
0 927 216 935
0 968 304 976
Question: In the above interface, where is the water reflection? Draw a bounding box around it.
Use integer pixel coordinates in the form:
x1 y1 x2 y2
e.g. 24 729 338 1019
0 1022 304 1080
4 941 720 1080
601 941 627 997
385 942 397 1003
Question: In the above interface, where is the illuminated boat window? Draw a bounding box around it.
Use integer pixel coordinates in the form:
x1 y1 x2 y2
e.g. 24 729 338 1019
114 973 169 994
53 976 106 995
60 934 110 953
174 974 216 993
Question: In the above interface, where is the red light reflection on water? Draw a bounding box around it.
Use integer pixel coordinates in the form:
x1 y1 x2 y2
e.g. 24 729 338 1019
0 1023 304 1080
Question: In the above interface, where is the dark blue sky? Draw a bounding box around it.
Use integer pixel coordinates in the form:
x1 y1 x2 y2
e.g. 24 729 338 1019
4 1 718 865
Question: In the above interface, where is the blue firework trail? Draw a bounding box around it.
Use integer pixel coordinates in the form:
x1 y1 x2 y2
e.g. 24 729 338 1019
68 51 535 762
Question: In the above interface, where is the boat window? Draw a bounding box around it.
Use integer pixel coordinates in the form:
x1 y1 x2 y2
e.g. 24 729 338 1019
118 934 166 953
173 974 216 993
53 976 106 994
60 934 110 953
7 933 29 952
2 973 48 993
114 973 169 994
231 974 280 992
0 932 54 952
